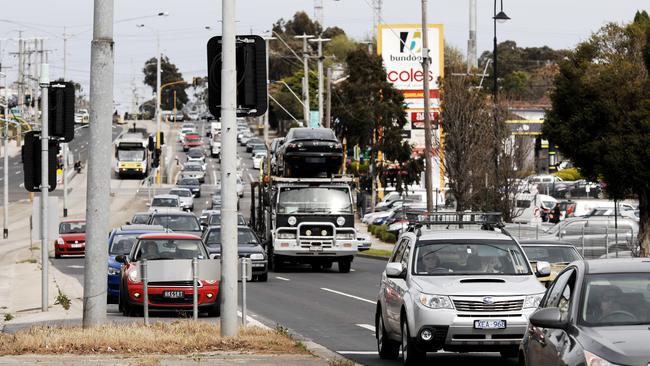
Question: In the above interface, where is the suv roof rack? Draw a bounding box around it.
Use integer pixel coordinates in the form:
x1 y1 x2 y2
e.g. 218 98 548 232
269 175 356 184
404 211 505 235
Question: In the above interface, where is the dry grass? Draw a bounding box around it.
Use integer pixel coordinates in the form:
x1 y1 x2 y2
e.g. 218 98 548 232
0 321 309 356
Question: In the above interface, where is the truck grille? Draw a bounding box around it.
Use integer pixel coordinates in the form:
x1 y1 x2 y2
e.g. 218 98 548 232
453 299 523 312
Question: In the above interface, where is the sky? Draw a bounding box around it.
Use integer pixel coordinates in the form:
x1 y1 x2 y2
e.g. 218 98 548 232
1 0 648 113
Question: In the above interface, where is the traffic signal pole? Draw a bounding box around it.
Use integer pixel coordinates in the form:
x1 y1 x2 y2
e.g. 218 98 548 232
220 0 238 337
39 63 49 312
83 0 114 327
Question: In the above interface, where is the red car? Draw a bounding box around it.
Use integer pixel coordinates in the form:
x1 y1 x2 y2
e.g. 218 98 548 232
54 220 86 258
182 133 202 151
116 233 220 317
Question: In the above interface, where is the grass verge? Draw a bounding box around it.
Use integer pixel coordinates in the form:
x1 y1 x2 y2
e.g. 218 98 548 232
15 258 37 264
361 249 392 259
0 321 310 356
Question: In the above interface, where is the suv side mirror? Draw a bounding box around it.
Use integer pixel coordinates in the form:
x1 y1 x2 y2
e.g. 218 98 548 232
386 262 405 279
535 261 551 277
529 307 567 329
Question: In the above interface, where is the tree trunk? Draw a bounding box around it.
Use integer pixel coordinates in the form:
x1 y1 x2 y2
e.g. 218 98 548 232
638 188 650 257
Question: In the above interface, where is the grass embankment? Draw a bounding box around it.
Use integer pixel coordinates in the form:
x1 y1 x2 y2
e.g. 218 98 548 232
0 322 309 356
361 249 392 259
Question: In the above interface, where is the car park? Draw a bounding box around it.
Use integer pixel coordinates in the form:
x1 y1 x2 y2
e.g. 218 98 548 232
115 232 220 316
276 127 343 177
182 133 202 151
54 219 87 258
129 212 151 225
169 188 194 211
176 177 201 197
148 194 182 213
520 259 650 366
106 224 166 303
202 225 268 281
520 240 583 287
252 151 267 169
148 211 202 236
375 214 548 364
180 162 206 183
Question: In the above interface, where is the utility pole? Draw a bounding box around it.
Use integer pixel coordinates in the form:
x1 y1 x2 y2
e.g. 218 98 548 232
421 0 434 213
62 142 68 217
155 31 162 185
263 36 275 145
2 72 8 238
39 62 49 312
295 34 313 126
309 37 330 127
314 0 324 28
325 67 332 129
220 0 238 337
467 0 477 72
372 0 383 37
83 0 114 328
63 27 68 80
17 34 23 145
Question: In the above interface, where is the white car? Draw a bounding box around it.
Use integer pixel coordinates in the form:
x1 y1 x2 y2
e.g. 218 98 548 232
169 188 194 211
252 151 267 170
211 139 221 158
179 127 197 142
148 194 182 212
236 176 245 198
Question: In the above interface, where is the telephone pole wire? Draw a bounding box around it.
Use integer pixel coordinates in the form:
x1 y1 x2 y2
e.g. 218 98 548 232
295 34 313 126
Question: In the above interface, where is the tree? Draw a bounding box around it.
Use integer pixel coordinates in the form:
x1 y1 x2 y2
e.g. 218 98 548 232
142 55 189 110
543 16 650 256
332 48 420 194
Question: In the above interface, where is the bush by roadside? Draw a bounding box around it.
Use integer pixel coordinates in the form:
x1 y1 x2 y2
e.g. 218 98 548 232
367 224 396 244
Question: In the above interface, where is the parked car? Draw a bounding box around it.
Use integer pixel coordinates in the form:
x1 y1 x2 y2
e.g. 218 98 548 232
148 211 202 236
148 194 182 213
106 224 166 304
168 188 194 211
202 225 268 281
277 127 343 177
129 212 151 225
252 151 267 170
180 162 206 183
520 240 583 287
176 177 201 197
54 219 87 258
115 232 220 316
182 133 202 152
375 228 548 364
520 258 650 366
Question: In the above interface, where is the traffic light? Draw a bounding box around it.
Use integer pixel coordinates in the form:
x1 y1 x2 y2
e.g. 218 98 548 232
49 81 75 142
207 35 267 118
22 131 58 192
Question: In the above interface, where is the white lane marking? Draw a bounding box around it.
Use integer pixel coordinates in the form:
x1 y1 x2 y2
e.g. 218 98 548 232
275 276 290 281
19 183 24 188
321 287 375 304
356 323 376 332
67 265 84 269
15 171 20 175
350 269 356 272
212 171 217 185
74 148 79 152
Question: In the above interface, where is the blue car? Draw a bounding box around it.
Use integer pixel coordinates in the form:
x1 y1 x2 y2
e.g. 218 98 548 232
107 224 166 304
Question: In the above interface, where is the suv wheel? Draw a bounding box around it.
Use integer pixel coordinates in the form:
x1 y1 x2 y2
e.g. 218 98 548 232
376 311 399 359
401 317 425 365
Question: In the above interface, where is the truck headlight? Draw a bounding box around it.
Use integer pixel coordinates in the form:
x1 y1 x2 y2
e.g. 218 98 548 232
335 233 355 240
277 232 296 239
108 266 120 276
250 253 265 260
524 293 545 309
287 216 297 226
419 293 453 309
336 216 346 226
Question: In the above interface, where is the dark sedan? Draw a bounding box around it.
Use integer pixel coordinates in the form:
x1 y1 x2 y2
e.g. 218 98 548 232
277 127 343 177
202 225 268 282
520 258 650 366
176 177 201 197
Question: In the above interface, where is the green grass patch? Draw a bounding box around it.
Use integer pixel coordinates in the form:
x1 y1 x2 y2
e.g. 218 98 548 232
362 249 393 258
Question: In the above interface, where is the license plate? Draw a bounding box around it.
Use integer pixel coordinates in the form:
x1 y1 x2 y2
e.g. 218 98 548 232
305 157 325 163
252 263 265 267
163 291 185 299
71 244 84 248
310 246 323 252
473 320 506 329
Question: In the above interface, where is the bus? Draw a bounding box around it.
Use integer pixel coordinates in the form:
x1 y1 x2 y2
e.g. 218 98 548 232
114 133 150 178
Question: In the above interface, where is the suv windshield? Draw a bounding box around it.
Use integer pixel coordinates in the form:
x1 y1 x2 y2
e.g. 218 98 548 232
413 240 531 275
277 187 352 214
581 273 650 326
151 215 200 231
178 178 199 185
135 239 205 260
110 234 139 255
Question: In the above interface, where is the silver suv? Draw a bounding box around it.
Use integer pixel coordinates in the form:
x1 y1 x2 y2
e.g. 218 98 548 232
375 229 548 365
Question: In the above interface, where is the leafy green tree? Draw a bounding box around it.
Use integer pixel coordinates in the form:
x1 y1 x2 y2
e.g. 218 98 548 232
142 55 188 110
543 17 650 256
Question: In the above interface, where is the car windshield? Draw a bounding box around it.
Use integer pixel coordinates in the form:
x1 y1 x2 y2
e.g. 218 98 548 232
413 240 532 275
151 215 200 231
277 187 352 214
183 165 202 171
151 198 178 207
59 222 86 234
292 128 336 141
131 214 150 224
117 149 145 161
178 178 199 186
522 245 581 264
188 149 203 158
205 228 259 246
135 239 205 260
109 234 139 255
581 273 650 326
169 189 191 197
208 214 221 225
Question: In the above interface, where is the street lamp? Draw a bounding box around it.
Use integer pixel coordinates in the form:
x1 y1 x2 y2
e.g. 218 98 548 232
492 0 510 100
492 0 509 211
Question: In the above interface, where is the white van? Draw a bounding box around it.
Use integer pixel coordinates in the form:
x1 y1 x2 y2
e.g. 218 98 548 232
513 193 558 223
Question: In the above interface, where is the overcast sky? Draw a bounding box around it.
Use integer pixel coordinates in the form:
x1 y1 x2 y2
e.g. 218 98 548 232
1 0 648 112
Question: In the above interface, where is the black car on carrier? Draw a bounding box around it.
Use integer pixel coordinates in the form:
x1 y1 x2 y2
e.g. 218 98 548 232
276 128 343 177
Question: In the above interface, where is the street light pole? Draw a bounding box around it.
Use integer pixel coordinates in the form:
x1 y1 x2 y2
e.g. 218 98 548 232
421 0 434 213
492 0 509 210
39 62 49 312
309 37 330 127
155 31 162 185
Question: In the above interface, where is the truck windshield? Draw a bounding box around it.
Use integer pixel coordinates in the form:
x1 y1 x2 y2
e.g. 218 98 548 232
117 149 145 161
277 187 352 214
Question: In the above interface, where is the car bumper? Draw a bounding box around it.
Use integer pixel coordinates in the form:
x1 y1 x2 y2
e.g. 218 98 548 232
55 243 86 256
284 152 343 168
126 283 219 309
411 303 534 352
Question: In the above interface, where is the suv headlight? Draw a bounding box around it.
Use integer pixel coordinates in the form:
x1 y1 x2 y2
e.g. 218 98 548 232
108 266 120 276
335 232 355 240
419 293 454 309
250 253 265 260
524 293 545 309
128 269 141 284
584 350 622 366
277 232 296 239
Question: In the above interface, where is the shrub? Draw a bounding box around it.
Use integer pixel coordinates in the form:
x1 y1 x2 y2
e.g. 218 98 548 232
554 167 583 181
381 231 397 244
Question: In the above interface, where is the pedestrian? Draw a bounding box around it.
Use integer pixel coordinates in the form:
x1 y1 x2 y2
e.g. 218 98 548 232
550 203 561 224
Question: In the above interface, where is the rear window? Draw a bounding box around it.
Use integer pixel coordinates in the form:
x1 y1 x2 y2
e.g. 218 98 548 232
292 128 336 141
59 222 86 234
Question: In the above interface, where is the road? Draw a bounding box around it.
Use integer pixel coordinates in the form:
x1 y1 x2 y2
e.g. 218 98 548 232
50 120 516 366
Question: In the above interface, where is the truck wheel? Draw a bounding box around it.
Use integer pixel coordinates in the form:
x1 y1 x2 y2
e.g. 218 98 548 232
256 273 268 282
323 261 333 269
311 263 324 272
338 257 352 273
